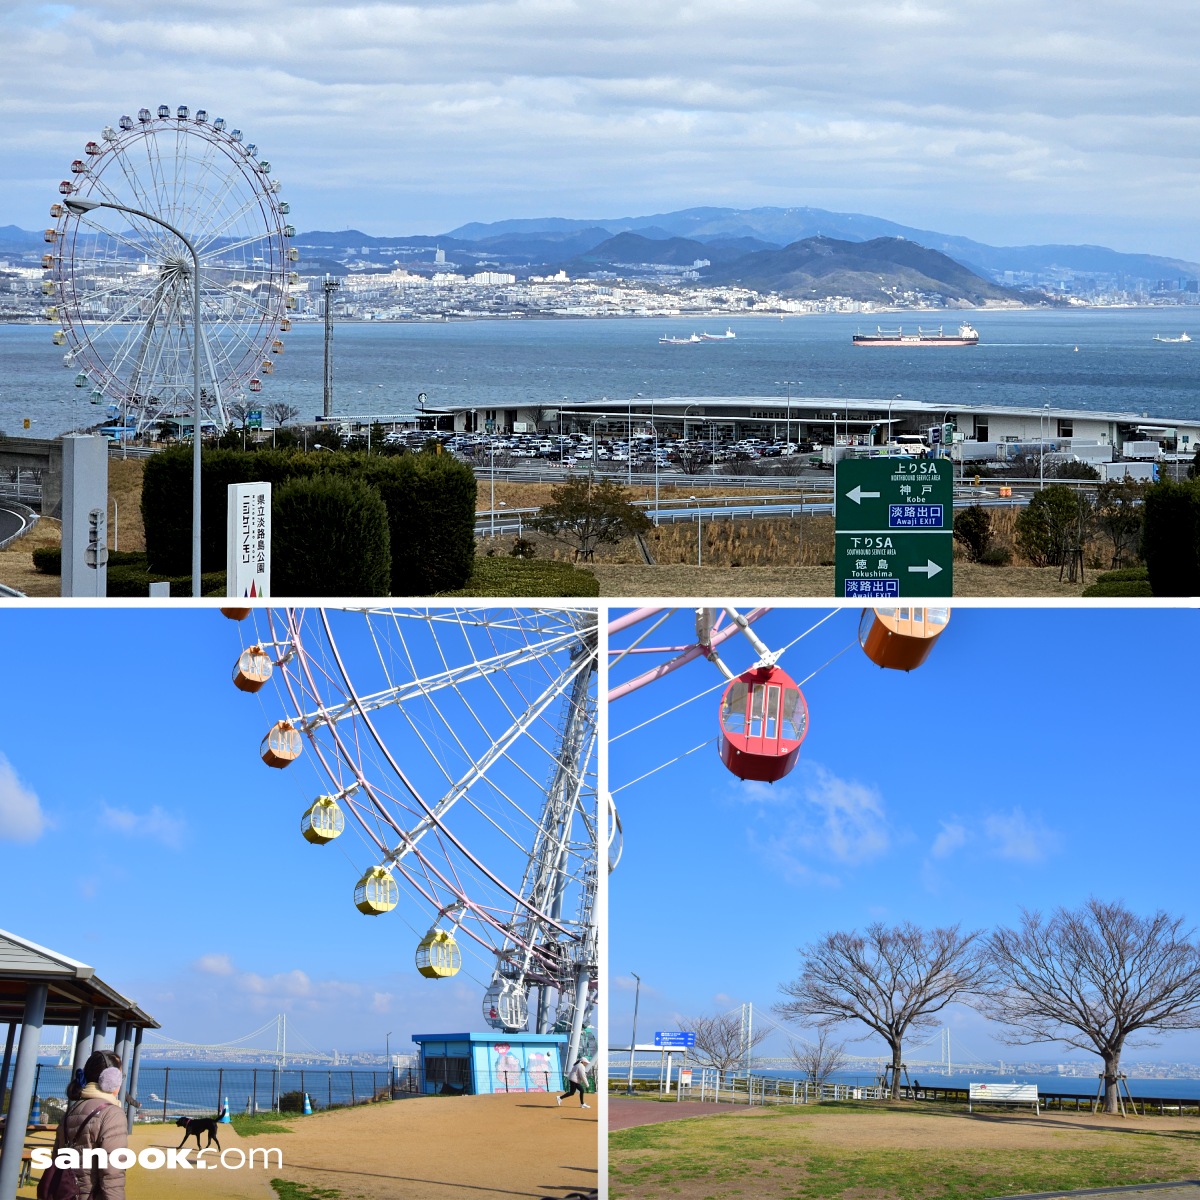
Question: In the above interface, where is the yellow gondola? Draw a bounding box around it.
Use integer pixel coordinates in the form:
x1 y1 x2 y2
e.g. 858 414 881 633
354 866 398 915
232 645 273 692
415 928 461 978
300 796 344 845
260 720 302 768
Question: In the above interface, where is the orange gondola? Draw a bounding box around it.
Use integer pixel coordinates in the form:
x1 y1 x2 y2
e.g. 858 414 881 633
858 607 950 672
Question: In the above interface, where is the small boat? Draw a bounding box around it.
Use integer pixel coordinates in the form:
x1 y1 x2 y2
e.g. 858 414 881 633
1153 333 1191 343
700 328 737 341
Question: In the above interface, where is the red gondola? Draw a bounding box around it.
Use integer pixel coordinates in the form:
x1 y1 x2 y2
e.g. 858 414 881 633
718 665 809 783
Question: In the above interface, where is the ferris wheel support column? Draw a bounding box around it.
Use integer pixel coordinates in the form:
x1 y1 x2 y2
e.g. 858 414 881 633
65 195 203 597
564 962 591 1077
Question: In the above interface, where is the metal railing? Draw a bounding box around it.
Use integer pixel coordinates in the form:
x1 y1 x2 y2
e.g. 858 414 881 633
17 1064 399 1123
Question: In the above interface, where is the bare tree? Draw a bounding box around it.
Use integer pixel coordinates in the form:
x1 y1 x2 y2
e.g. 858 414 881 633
982 899 1200 1114
789 1029 849 1088
775 922 989 1101
266 401 301 428
679 1011 770 1073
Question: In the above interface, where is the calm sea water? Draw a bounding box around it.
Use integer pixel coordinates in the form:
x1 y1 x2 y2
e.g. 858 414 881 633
4 308 1200 440
618 1063 1200 1100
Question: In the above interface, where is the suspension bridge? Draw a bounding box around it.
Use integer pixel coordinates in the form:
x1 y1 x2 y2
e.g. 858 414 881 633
38 1014 356 1067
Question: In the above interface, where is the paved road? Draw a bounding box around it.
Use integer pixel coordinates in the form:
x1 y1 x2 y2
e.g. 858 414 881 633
0 504 29 547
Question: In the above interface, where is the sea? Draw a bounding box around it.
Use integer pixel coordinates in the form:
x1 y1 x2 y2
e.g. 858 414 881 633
4 307 1200 440
618 1063 1200 1101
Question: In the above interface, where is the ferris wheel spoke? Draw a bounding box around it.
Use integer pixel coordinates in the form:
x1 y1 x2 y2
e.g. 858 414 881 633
196 191 276 255
315 610 589 942
295 633 583 732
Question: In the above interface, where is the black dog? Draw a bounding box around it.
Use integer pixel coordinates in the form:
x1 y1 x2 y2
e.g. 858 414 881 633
175 1111 223 1151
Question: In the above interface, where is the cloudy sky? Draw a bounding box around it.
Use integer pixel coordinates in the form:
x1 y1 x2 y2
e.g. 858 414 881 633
4 0 1200 256
609 605 1200 1071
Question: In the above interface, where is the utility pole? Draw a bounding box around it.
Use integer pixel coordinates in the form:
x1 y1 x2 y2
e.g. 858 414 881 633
323 276 340 420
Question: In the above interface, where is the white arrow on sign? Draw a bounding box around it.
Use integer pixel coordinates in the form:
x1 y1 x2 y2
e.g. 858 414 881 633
908 560 943 578
845 485 881 505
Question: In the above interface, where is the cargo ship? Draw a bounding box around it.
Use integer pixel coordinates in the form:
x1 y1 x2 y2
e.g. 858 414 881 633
853 322 979 347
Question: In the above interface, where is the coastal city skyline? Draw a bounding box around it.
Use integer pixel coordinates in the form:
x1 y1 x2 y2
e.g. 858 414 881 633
4 1 1200 259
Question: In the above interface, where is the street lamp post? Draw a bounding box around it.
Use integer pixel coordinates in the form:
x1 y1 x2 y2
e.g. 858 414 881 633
625 972 642 1094
66 196 203 595
776 380 799 449
887 393 902 448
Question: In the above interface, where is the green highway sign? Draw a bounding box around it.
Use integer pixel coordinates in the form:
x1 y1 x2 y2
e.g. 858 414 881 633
834 457 953 598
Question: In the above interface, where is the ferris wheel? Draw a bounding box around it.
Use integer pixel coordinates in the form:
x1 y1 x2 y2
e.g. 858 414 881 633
44 104 296 434
225 607 600 1065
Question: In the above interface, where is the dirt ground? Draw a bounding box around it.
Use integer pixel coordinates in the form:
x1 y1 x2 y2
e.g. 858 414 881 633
17 1094 597 1200
609 1100 1200 1200
610 1095 1200 1150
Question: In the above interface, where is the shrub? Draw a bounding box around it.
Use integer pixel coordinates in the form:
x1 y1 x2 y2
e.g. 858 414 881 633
272 475 391 597
1082 579 1155 598
952 505 992 562
1142 479 1200 596
978 544 1013 566
32 546 61 575
278 1090 307 1114
440 558 600 597
366 454 476 594
142 447 475 595
1014 485 1088 566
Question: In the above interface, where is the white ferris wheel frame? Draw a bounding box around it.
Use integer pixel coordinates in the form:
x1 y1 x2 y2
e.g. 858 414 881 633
46 105 294 433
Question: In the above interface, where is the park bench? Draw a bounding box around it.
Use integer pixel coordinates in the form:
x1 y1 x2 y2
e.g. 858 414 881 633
968 1082 1040 1114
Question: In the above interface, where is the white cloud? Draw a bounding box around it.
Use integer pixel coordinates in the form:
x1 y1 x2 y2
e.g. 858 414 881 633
930 821 968 859
742 762 891 884
194 953 235 977
983 807 1059 863
0 754 47 842
101 803 186 849
2 0 1200 254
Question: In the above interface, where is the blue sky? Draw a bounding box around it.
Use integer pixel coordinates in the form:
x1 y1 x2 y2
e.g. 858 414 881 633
0 607 592 1058
608 605 1200 1072
5 1 1200 258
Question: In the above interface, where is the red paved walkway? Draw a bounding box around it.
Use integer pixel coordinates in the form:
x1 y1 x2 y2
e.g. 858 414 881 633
608 1096 759 1130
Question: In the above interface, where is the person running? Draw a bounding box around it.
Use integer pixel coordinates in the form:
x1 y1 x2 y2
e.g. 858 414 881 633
557 1056 591 1108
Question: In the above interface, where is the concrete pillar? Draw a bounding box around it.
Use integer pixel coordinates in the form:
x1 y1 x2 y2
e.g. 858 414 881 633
60 433 108 598
91 1009 108 1054
125 1028 144 1134
114 1022 132 1101
0 984 48 1200
0 1022 15 1119
72 1006 95 1075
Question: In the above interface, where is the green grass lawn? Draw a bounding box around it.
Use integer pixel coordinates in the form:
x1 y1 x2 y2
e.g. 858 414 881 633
609 1104 1200 1200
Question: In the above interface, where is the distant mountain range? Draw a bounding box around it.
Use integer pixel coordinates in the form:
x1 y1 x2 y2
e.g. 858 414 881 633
7 205 1199 297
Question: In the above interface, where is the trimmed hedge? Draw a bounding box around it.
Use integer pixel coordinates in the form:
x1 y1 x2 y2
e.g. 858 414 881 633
439 557 600 597
32 546 61 575
272 475 392 597
1081 565 1153 599
142 447 476 595
1142 479 1200 597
